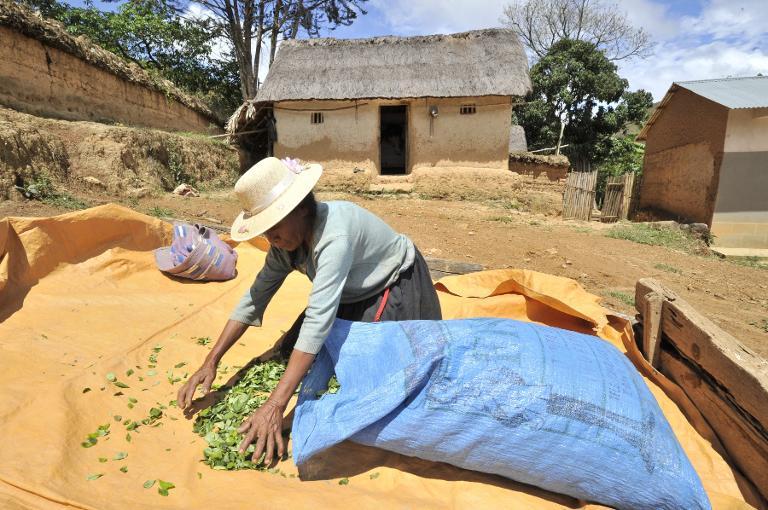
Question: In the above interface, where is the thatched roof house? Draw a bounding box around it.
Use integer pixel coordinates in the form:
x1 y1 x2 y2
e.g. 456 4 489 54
0 0 220 131
229 29 531 175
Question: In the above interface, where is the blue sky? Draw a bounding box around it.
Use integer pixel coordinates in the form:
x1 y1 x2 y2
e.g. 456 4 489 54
66 0 768 101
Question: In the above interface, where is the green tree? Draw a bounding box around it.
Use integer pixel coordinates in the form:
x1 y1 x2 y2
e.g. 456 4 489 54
22 0 370 110
592 134 645 206
516 39 652 170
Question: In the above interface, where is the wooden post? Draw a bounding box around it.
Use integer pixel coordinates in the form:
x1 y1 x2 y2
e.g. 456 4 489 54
641 291 663 367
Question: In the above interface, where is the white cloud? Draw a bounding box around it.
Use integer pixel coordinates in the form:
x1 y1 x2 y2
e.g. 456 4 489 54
370 0 504 34
619 39 768 100
681 0 768 39
613 0 678 39
618 0 768 100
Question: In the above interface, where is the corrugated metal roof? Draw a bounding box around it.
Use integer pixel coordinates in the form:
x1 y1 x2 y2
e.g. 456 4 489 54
637 76 768 140
675 76 768 109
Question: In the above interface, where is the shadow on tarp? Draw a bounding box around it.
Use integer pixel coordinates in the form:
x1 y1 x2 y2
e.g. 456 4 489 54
298 441 589 508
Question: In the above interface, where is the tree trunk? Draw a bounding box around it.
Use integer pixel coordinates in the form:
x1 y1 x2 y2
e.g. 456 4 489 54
287 0 304 39
269 0 283 64
555 115 566 155
252 0 265 92
241 0 256 98
222 0 255 101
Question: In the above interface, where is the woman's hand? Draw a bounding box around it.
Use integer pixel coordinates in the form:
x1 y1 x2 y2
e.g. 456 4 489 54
236 348 317 465
238 399 286 466
177 363 217 410
178 320 250 411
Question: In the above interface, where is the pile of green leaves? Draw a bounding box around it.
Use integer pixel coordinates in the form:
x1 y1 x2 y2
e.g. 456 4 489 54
193 361 286 470
318 375 340 397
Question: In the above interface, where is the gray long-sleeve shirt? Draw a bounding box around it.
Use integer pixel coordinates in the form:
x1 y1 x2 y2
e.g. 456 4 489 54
230 201 415 354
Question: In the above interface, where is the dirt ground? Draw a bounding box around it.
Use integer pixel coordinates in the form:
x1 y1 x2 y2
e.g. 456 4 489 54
2 187 766 360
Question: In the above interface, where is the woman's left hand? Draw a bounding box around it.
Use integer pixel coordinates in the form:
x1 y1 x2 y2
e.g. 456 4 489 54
238 399 286 466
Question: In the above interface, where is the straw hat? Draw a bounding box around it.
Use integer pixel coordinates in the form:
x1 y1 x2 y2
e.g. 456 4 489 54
230 157 322 242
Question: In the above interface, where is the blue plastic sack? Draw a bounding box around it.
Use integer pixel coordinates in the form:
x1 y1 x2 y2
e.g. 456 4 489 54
292 318 710 510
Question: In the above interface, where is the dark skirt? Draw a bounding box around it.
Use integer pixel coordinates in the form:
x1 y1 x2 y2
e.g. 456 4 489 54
279 248 442 358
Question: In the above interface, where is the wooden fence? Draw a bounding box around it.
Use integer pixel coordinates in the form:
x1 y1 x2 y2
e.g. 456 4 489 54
563 171 638 222
562 171 598 221
600 172 637 222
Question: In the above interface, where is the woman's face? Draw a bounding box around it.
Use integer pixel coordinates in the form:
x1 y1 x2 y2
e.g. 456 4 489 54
264 206 309 251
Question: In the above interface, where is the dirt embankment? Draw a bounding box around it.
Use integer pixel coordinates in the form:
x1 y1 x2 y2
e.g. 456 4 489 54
317 166 565 216
0 107 239 200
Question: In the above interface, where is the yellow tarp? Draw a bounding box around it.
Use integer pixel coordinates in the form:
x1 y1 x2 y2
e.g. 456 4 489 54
0 204 762 509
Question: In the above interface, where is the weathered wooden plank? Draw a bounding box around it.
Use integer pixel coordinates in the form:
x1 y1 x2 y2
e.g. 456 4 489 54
601 174 627 223
660 350 768 502
636 278 768 428
620 172 635 220
635 278 768 502
562 171 599 221
641 291 663 367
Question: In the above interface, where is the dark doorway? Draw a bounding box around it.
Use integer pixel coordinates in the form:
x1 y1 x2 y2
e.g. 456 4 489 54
380 105 407 175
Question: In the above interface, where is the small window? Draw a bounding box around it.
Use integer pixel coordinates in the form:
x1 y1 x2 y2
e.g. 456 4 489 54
311 112 324 124
460 104 476 115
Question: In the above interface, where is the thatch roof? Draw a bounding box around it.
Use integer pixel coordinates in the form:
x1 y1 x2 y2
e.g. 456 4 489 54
256 29 531 102
0 0 221 125
225 99 272 139
509 125 528 153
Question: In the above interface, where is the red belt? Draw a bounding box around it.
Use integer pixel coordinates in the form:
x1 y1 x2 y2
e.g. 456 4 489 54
373 287 390 322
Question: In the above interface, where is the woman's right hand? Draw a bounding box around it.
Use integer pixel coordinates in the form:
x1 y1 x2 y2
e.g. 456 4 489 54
177 363 217 410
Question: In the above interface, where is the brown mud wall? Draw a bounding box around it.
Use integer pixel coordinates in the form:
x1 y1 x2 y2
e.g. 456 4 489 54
0 26 218 133
638 89 728 225
508 153 569 182
272 97 512 174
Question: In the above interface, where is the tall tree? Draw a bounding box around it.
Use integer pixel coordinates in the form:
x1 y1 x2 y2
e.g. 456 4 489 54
515 39 652 170
501 0 652 61
190 0 368 101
